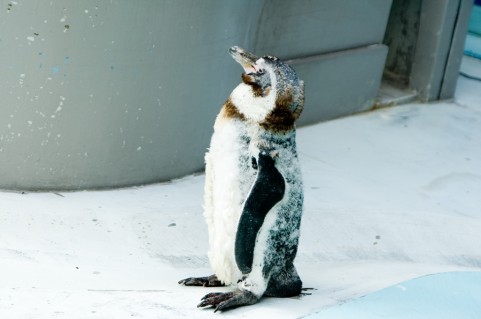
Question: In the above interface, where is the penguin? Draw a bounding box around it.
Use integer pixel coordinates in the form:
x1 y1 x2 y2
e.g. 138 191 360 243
179 46 305 312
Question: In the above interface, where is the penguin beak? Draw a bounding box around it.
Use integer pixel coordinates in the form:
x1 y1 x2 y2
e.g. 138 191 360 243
229 46 258 74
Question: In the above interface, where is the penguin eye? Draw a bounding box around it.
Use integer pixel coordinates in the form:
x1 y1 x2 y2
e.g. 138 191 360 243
257 69 265 75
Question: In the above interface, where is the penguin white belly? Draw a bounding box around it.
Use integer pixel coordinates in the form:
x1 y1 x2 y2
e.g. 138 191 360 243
204 117 254 285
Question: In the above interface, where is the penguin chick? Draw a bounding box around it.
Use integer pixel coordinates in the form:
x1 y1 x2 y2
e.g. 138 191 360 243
180 46 305 312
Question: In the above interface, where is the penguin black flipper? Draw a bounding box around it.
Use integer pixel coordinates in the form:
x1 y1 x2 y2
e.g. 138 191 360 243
235 151 285 274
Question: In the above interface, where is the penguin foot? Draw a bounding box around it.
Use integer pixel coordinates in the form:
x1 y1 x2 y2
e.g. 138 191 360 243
197 290 259 312
178 274 224 287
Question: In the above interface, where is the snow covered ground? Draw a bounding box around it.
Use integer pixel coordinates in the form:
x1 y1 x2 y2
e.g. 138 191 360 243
1 61 481 318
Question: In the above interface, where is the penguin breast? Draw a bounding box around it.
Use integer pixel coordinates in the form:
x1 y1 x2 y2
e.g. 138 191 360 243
230 83 276 123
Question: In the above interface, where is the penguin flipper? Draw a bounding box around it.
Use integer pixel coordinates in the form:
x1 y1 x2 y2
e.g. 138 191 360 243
235 151 285 274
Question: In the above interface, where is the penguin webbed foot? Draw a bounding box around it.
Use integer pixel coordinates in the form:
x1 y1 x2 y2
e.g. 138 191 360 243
198 289 259 312
178 274 224 287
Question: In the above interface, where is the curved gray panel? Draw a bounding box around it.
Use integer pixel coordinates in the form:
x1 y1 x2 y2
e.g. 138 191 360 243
0 0 262 190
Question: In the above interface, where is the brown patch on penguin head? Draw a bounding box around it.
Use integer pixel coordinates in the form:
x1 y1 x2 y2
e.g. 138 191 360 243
228 46 305 129
260 92 296 132
241 73 266 97
258 56 305 131
221 98 245 121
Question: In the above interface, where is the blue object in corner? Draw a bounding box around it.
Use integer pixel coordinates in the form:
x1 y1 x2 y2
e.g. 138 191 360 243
305 272 481 319
468 3 481 36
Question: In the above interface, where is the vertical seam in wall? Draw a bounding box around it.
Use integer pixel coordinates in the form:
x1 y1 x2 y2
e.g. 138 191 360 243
410 0 459 101
438 0 463 100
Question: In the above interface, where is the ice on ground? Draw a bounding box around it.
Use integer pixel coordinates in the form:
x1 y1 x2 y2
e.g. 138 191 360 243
1 74 481 318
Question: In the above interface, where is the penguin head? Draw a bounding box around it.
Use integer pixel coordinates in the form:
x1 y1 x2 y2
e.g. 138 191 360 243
229 46 304 129
229 46 272 98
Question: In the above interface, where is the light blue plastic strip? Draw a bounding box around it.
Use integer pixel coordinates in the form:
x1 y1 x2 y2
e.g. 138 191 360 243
465 34 481 60
468 5 481 35
305 272 481 319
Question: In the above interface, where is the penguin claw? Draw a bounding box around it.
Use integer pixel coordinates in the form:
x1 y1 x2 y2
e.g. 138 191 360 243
178 274 224 287
178 277 203 286
198 290 259 312
200 292 225 301
198 291 235 309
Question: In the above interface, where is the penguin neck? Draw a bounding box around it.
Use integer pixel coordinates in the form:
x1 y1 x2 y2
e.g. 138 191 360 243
230 83 276 123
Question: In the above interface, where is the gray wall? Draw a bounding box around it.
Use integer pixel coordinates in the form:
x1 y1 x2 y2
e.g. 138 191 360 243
256 0 391 126
0 0 391 190
1 0 261 190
